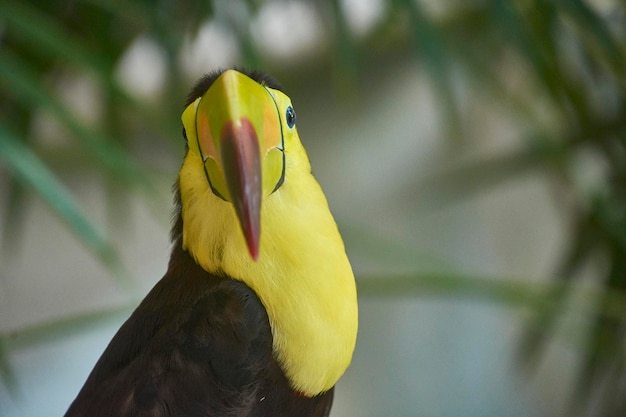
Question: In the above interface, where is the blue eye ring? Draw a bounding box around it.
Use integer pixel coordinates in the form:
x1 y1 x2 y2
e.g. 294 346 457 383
286 106 296 129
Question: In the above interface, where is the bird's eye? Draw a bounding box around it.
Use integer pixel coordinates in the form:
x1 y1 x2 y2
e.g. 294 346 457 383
286 106 296 129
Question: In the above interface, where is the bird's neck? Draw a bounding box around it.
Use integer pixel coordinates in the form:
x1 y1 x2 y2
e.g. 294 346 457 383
176 151 358 396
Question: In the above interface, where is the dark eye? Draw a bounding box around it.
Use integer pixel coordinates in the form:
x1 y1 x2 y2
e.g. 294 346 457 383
286 106 296 129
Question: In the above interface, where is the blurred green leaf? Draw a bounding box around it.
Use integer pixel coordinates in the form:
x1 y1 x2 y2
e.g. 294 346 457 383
330 0 360 97
0 0 113 74
357 272 626 324
0 49 155 193
1 303 136 352
2 179 27 254
0 302 137 400
562 0 626 79
0 126 125 279
398 0 461 140
0 339 19 399
340 222 449 271
517 216 595 367
358 271 626 327
403 136 561 214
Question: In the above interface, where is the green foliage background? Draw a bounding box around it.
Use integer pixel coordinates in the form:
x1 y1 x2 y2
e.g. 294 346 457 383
1 1 625 416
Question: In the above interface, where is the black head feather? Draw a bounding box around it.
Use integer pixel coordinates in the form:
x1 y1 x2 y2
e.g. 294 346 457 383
185 68 283 107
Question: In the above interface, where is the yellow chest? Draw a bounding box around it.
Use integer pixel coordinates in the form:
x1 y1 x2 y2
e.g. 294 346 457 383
179 153 358 396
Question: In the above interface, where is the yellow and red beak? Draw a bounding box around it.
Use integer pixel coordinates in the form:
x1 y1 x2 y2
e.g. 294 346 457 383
181 70 285 260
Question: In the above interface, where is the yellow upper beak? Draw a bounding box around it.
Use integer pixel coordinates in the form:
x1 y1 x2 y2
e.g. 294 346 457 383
181 70 285 260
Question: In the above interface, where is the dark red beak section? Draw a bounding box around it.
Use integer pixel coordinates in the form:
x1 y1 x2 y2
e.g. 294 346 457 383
220 117 261 260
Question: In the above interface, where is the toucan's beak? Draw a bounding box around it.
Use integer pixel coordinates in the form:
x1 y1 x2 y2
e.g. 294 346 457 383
183 69 283 261
220 117 261 260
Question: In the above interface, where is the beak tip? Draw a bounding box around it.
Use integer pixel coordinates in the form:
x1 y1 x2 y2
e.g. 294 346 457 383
246 234 260 261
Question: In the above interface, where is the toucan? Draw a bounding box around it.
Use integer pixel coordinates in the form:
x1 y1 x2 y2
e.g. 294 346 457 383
64 69 358 417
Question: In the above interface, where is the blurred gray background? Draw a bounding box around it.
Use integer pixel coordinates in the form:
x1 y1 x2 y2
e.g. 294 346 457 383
1 1 624 416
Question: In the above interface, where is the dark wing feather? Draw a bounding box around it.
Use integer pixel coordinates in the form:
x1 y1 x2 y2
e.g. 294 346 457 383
64 243 334 417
